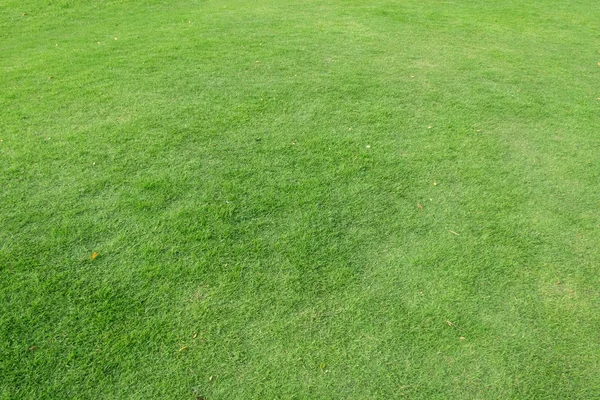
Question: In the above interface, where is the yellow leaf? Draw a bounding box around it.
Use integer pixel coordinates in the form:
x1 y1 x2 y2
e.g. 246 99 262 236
91 252 99 260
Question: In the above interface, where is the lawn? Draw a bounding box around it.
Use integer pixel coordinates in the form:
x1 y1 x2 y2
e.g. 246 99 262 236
1 0 600 398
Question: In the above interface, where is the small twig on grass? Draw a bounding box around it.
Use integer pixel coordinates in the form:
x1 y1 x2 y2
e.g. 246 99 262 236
446 320 458 328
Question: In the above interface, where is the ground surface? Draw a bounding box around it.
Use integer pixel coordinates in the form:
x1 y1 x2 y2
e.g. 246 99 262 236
1 0 600 398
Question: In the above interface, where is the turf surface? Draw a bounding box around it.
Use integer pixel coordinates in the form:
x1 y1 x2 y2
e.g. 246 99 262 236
2 0 600 398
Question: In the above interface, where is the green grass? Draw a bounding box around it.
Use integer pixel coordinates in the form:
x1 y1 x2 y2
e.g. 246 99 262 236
2 0 600 398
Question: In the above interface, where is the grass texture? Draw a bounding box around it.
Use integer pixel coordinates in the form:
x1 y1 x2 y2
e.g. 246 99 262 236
2 0 600 398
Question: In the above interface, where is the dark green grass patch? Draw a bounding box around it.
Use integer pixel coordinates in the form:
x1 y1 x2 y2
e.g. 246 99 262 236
2 0 600 398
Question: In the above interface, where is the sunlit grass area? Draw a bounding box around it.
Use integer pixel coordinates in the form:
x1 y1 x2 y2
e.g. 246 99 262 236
2 0 600 398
